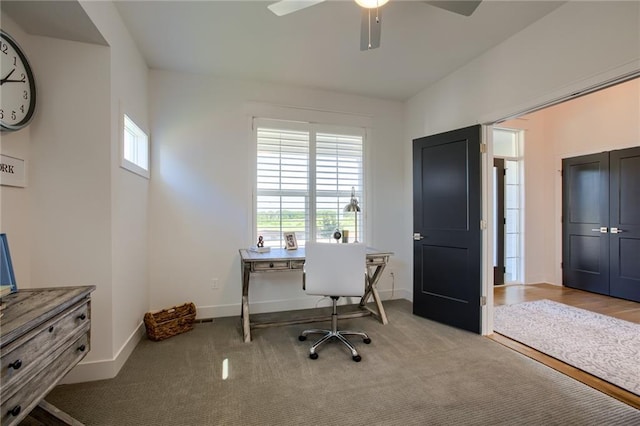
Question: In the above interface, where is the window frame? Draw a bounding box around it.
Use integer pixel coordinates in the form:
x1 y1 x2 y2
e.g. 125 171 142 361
252 117 366 248
121 113 150 179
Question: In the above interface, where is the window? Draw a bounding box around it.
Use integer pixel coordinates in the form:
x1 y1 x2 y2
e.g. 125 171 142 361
255 119 364 248
493 127 523 283
121 114 149 178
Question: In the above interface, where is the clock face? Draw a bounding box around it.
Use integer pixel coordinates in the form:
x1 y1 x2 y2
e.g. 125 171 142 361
1 30 36 131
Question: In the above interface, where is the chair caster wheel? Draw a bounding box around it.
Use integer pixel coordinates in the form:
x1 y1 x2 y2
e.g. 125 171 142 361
352 355 361 362
298 335 307 341
363 338 371 344
310 353 318 360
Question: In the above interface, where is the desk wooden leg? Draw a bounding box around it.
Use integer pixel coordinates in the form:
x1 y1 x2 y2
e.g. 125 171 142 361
360 263 389 325
29 400 85 426
370 284 388 325
241 263 251 342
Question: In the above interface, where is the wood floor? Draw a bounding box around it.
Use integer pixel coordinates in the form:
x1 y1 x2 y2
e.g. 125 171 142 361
490 283 640 410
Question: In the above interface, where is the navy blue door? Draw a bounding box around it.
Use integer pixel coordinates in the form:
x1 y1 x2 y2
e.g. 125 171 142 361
609 147 640 302
413 125 482 333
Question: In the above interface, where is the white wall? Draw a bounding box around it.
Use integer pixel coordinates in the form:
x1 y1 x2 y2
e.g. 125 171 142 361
0 23 114 363
0 15 33 289
148 71 406 317
405 1 639 332
0 2 149 383
79 0 150 378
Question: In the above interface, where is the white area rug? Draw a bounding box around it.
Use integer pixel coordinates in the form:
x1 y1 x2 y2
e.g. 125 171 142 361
494 299 640 395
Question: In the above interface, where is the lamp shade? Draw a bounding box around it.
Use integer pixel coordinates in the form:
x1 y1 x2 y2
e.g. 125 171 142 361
344 187 361 212
344 202 361 212
355 0 389 9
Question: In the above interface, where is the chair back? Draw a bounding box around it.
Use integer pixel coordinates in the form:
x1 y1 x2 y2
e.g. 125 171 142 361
304 242 366 297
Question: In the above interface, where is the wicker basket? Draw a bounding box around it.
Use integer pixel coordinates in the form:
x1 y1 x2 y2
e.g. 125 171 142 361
144 302 196 341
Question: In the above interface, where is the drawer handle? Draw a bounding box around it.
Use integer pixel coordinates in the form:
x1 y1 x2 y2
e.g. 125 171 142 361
77 313 87 320
8 359 22 370
78 344 86 352
49 326 55 333
8 405 21 417
269 263 274 268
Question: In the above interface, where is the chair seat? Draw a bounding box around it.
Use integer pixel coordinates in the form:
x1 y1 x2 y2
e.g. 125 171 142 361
299 243 371 362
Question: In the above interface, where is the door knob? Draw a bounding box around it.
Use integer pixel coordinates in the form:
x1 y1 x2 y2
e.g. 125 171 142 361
610 227 625 234
413 233 424 241
590 227 608 233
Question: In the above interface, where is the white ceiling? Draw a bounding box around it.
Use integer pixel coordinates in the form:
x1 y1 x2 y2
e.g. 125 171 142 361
3 1 566 101
114 1 564 101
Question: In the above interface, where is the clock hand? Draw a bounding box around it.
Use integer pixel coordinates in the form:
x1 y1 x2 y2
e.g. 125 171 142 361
0 68 16 85
2 78 25 84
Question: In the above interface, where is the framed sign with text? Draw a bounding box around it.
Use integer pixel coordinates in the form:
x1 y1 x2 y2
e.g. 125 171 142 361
0 154 26 187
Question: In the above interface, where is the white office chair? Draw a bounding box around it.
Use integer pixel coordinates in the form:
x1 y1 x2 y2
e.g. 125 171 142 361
298 242 371 362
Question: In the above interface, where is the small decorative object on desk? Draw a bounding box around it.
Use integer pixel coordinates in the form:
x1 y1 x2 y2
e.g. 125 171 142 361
250 236 271 253
144 302 196 341
333 229 342 243
342 229 349 243
284 232 298 250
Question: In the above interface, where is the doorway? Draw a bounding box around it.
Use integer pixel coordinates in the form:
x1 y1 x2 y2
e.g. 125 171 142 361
490 77 640 311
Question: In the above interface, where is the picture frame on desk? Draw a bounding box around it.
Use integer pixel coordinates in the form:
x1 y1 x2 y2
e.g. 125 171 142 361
283 232 298 250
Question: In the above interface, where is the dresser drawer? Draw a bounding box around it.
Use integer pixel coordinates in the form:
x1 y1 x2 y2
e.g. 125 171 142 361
0 300 90 393
252 260 290 271
1 332 89 426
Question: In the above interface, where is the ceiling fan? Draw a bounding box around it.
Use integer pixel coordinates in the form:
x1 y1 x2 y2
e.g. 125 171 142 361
267 0 482 51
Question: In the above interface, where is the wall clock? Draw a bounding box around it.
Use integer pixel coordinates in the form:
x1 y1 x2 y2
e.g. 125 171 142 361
1 30 36 132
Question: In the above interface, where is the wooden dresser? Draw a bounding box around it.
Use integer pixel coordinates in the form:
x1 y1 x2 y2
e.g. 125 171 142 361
0 286 95 426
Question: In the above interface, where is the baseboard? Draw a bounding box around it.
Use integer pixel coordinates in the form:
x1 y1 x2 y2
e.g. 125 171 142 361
196 288 413 319
60 322 145 384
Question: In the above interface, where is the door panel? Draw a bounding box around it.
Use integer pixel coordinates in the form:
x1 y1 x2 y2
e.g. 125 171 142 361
609 147 640 301
413 125 482 334
562 153 609 295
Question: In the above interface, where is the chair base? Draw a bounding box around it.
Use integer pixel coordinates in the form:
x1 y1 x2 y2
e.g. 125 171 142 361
299 297 371 362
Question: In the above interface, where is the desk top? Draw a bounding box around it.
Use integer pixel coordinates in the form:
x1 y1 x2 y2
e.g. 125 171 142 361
0 286 95 348
239 247 392 262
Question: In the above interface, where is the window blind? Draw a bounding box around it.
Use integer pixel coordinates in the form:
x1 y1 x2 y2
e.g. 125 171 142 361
315 133 363 242
255 121 364 248
256 127 309 247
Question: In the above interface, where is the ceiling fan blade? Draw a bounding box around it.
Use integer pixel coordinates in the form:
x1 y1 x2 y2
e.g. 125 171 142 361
267 0 326 17
360 8 382 51
424 1 482 17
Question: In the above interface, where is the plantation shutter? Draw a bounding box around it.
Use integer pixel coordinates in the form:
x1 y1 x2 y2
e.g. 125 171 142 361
315 133 364 242
254 119 365 248
256 127 309 247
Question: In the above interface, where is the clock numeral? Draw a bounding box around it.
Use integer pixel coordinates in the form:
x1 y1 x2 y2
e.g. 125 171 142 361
11 111 17 120
23 90 28 100
20 105 25 113
19 73 25 82
0 109 3 119
0 42 7 54
13 56 17 66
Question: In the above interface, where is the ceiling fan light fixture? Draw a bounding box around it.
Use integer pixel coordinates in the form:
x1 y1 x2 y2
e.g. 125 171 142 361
355 0 389 9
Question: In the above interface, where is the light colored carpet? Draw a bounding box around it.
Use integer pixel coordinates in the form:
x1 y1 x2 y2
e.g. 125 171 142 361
27 300 640 425
494 299 640 396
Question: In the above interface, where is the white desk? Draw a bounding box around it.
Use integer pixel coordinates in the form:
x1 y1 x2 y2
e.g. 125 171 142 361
239 247 392 342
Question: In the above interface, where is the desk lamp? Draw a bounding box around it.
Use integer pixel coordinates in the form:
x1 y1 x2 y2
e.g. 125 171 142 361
343 187 361 243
